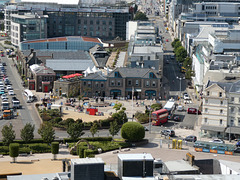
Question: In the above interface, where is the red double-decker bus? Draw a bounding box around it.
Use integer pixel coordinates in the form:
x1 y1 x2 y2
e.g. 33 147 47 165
151 109 168 126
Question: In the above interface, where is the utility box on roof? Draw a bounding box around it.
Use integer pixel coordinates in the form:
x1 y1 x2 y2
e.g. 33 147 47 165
118 153 154 180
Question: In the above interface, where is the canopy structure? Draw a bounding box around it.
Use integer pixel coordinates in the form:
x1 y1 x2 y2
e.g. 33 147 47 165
62 73 83 79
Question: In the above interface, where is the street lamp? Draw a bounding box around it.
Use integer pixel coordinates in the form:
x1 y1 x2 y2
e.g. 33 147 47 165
148 99 152 133
177 76 185 104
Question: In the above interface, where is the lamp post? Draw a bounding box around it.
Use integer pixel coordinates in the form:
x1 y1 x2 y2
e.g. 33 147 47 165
177 76 185 104
148 99 152 133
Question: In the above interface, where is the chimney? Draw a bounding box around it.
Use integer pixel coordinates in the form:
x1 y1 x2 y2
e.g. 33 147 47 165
33 51 37 64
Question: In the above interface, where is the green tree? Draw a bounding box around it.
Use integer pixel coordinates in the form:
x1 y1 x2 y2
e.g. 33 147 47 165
38 123 55 143
113 103 122 112
183 57 192 69
134 11 148 21
51 142 59 160
67 123 84 141
171 38 180 48
112 109 128 125
185 69 195 79
9 143 19 163
20 123 35 143
109 120 120 137
1 124 15 145
121 122 145 141
173 41 182 52
175 46 187 62
90 123 98 137
151 103 162 111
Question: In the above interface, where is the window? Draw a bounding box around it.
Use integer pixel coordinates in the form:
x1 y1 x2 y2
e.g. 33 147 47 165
101 83 104 88
152 81 156 87
231 97 234 102
205 108 208 113
220 101 223 105
220 119 222 125
83 82 86 86
146 81 149 87
219 92 222 97
230 118 234 126
231 107 235 113
136 80 139 86
239 97 240 103
207 91 210 96
205 99 208 104
220 109 223 114
114 72 120 77
149 72 154 78
95 82 98 87
87 81 91 87
128 80 132 86
117 81 120 86
90 20 93 25
204 118 207 123
111 80 115 86
238 118 240 126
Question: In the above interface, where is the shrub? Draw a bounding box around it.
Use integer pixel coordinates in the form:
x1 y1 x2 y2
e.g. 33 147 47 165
78 146 88 158
121 122 145 142
53 117 63 124
19 147 31 154
9 143 19 163
100 117 114 127
51 142 59 154
28 143 51 153
136 113 149 123
84 149 97 158
0 146 10 155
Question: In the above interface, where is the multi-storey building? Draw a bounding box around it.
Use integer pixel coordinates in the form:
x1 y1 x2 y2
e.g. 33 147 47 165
202 80 240 139
4 0 131 45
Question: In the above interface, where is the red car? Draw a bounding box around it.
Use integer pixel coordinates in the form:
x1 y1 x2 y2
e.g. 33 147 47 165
187 108 201 114
166 39 169 42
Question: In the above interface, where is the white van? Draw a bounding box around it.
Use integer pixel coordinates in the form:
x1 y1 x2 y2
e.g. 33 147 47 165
24 89 34 103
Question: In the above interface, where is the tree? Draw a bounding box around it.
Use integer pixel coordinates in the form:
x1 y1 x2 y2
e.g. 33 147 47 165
67 123 84 141
90 123 98 137
113 103 122 112
173 41 182 52
183 57 192 70
171 38 180 48
20 123 35 143
38 123 55 143
175 46 187 62
1 124 15 145
109 120 120 137
151 103 162 111
134 11 148 21
51 142 59 160
9 143 19 163
78 95 83 106
121 122 145 141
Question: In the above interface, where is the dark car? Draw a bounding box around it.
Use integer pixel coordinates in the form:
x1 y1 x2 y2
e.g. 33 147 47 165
236 141 240 147
2 62 6 66
184 135 197 142
161 129 175 137
234 147 240 153
173 116 181 121
187 108 201 114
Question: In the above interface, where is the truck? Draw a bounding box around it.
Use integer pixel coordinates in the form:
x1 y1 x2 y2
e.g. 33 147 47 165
2 101 10 110
3 109 13 119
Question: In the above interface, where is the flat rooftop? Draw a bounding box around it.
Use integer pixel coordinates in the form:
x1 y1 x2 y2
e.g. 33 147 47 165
164 160 198 172
71 158 104 165
118 153 154 161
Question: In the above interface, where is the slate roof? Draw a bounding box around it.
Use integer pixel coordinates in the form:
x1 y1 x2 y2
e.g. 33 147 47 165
81 72 107 81
108 67 160 78
46 59 94 71
206 79 240 93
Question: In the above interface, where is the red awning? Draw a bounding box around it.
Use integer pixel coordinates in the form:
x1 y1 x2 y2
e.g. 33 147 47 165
62 73 83 79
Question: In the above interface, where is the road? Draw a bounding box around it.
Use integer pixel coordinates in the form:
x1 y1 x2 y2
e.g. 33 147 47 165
0 44 41 139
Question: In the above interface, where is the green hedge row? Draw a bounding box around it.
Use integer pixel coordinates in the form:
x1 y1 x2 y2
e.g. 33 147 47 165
0 143 51 155
63 137 112 144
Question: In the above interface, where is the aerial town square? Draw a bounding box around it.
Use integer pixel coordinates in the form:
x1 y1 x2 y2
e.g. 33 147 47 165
0 0 239 179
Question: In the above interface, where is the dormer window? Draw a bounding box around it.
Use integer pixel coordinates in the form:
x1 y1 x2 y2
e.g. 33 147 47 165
149 72 155 78
219 92 222 97
114 72 120 77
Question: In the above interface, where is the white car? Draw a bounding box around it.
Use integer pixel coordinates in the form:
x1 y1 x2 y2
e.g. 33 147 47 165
209 139 225 144
8 90 14 96
1 94 7 100
184 94 190 100
6 85 13 90
177 105 184 111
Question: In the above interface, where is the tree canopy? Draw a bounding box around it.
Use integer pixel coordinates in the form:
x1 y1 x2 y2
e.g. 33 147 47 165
134 11 148 21
20 123 35 143
1 124 15 145
67 122 84 141
38 123 55 143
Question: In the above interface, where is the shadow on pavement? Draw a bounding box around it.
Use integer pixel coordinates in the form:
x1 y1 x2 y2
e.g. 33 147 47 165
138 142 159 148
15 161 33 164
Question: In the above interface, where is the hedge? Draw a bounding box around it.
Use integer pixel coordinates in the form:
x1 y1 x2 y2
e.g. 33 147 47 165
9 143 19 158
0 146 10 155
63 137 112 144
51 142 59 155
28 143 51 153
84 149 97 158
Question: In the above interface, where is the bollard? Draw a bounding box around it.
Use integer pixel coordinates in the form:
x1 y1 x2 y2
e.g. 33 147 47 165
160 139 162 148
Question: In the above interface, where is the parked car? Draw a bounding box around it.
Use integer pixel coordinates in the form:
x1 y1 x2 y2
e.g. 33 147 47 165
6 85 13 90
177 105 184 111
209 139 225 144
173 116 181 121
8 90 14 96
161 129 175 137
184 135 197 142
184 94 190 100
1 94 7 100
236 141 240 147
234 147 240 153
187 108 201 114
